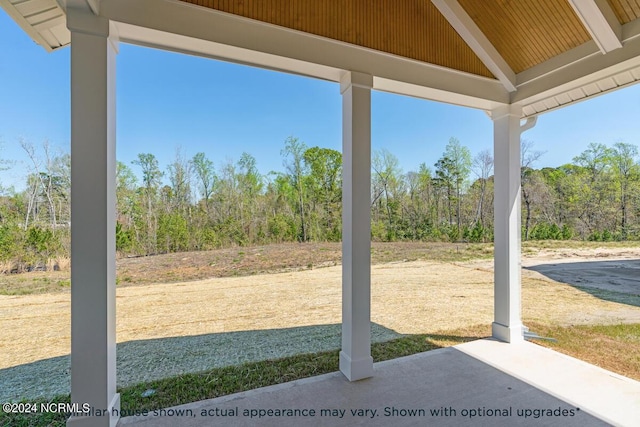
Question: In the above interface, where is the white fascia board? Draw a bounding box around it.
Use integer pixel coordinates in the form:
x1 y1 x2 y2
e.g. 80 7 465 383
568 0 622 53
519 75 639 118
622 17 640 42
516 41 600 86
431 0 517 92
101 0 508 108
513 20 640 105
374 77 504 111
114 22 342 82
511 39 640 105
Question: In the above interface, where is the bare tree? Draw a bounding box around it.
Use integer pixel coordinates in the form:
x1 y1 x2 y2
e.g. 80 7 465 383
472 149 493 227
191 152 216 215
282 136 309 242
20 139 62 231
521 139 545 240
168 147 193 215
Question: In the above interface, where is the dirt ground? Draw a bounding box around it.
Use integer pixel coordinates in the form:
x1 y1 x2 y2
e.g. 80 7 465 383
1 245 639 371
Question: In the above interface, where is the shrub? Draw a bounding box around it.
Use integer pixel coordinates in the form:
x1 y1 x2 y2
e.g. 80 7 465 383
0 225 20 261
157 213 189 253
24 226 61 266
115 222 134 253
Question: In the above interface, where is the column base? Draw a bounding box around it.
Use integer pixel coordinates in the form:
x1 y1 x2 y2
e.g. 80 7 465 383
66 393 120 427
492 322 524 343
339 351 374 381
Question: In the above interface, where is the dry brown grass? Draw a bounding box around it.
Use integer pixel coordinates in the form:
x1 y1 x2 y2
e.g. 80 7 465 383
1 242 496 294
525 321 640 381
0 260 14 274
2 254 639 370
5 241 640 295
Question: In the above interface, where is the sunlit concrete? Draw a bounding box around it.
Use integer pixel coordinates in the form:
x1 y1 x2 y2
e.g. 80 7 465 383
119 339 639 427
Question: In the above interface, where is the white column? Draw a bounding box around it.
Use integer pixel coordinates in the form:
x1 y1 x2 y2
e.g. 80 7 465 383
491 104 525 343
66 9 119 427
340 71 374 381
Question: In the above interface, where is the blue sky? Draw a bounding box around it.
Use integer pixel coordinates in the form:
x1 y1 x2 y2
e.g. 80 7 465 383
2 8 640 192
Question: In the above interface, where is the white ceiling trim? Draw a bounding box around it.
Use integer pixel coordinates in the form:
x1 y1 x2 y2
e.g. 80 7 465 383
517 46 640 117
514 19 640 104
101 0 508 109
568 0 622 53
521 68 640 117
7 0 640 119
431 0 517 92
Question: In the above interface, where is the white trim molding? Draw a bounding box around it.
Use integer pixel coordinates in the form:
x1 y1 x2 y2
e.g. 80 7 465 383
568 0 622 54
340 71 374 381
491 104 527 343
431 0 517 92
101 0 509 109
66 7 119 427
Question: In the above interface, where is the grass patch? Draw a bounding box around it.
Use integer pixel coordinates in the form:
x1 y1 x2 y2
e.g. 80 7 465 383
526 322 640 381
0 325 489 426
522 240 640 250
0 271 72 296
2 323 637 426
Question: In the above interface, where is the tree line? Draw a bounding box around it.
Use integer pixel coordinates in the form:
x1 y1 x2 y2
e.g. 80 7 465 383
1 136 639 271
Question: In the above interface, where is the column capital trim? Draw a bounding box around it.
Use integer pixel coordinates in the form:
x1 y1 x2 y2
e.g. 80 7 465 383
67 7 119 48
340 71 373 94
490 104 522 121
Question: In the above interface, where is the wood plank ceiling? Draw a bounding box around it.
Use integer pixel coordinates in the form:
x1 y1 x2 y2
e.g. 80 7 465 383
5 0 637 116
178 0 618 79
457 0 591 73
608 0 640 23
180 0 495 78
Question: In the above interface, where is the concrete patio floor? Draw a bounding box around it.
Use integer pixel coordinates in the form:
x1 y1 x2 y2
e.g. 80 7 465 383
118 339 639 427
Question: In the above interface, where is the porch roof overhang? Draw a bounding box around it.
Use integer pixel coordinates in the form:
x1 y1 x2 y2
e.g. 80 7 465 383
3 0 640 117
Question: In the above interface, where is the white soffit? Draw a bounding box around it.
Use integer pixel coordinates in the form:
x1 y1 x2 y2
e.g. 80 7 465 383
0 0 70 51
516 19 640 117
520 68 640 117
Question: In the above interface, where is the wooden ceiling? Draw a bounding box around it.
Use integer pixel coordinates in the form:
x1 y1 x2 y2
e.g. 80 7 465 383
457 0 591 74
608 0 640 24
180 0 494 77
180 0 636 80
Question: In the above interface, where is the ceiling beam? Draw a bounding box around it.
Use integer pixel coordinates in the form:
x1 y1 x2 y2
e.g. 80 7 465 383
515 18 640 101
57 0 99 14
101 0 509 108
513 28 640 106
568 0 622 53
431 0 516 92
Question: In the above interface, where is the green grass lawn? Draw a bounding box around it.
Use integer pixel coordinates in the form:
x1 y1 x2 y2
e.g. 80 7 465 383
2 322 638 427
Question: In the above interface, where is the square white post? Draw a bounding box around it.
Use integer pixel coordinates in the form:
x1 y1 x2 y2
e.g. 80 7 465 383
67 9 120 427
340 71 374 381
491 104 524 343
